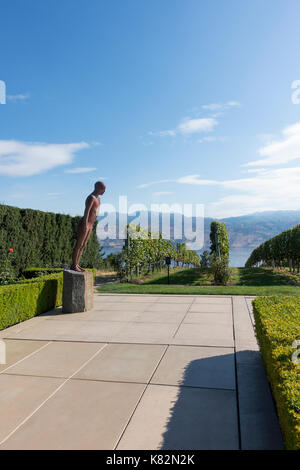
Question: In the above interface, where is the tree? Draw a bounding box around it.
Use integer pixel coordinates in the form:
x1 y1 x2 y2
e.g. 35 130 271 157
209 221 230 285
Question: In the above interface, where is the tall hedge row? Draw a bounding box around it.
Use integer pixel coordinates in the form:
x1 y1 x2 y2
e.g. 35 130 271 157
245 223 300 270
0 204 103 274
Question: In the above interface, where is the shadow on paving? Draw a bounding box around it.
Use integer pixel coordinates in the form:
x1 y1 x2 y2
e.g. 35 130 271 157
158 352 283 450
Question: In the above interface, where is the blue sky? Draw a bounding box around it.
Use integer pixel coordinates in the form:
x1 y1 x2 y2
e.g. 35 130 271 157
1 0 300 219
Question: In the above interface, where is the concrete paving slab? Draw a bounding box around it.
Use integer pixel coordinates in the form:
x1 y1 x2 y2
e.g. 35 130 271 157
189 303 232 313
0 379 145 450
4 319 126 342
114 322 179 343
0 374 63 443
0 340 48 373
6 342 106 379
95 295 160 303
117 384 239 450
237 361 284 449
194 297 232 304
44 308 141 323
75 343 167 383
134 310 186 324
96 302 153 311
145 303 190 313
0 317 46 338
0 294 284 450
151 345 236 390
156 296 195 303
172 322 234 347
183 312 232 325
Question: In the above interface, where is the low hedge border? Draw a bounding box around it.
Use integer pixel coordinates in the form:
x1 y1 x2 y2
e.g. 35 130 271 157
0 268 96 331
253 296 300 450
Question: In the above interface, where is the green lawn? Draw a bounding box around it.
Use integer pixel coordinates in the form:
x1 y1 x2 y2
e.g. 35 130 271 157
97 267 300 296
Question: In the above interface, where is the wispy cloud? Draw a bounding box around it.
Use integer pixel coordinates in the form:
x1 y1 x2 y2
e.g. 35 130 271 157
246 122 300 167
65 167 97 174
177 117 217 135
153 191 174 196
149 117 218 138
139 166 300 217
197 136 229 143
148 101 239 139
7 93 30 102
202 101 240 111
137 179 173 189
0 140 89 177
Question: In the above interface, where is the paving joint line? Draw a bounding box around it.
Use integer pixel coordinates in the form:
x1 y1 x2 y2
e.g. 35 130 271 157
232 296 242 451
0 342 107 447
0 341 52 375
114 342 170 450
171 296 197 339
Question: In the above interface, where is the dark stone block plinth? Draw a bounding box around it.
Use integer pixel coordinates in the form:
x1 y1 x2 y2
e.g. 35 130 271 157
62 270 94 313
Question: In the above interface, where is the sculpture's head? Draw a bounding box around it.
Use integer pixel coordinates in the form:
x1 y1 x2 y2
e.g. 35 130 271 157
94 181 106 195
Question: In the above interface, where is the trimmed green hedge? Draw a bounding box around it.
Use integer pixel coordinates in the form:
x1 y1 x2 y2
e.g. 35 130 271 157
253 296 300 449
0 268 96 330
0 273 63 330
22 267 96 280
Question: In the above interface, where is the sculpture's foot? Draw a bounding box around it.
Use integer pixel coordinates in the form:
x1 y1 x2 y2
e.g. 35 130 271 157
78 265 85 272
70 264 83 272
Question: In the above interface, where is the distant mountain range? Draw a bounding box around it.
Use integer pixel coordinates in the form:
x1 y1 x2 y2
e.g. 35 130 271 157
97 210 300 267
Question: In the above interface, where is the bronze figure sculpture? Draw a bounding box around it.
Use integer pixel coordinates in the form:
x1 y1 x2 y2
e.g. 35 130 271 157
71 181 106 272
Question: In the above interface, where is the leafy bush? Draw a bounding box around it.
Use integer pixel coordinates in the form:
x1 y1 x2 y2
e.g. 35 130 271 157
0 268 96 330
210 221 230 285
0 273 63 330
253 296 300 449
210 256 231 285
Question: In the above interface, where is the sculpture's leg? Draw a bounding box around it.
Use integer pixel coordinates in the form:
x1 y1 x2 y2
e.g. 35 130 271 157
71 221 87 271
76 226 93 270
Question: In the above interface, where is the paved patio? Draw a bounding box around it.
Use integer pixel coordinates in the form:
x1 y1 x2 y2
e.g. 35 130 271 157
0 294 283 450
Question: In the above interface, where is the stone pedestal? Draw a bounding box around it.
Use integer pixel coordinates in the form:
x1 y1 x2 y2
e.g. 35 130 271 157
62 270 94 313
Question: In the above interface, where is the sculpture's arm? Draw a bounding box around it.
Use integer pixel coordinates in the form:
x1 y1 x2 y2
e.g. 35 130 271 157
82 195 95 225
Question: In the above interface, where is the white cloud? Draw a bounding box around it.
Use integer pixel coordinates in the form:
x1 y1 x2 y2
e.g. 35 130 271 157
246 122 300 167
177 117 217 135
153 191 174 196
0 140 89 177
149 117 218 138
177 174 218 185
202 101 240 111
137 179 173 189
65 167 97 174
148 130 176 137
7 93 30 102
197 136 229 143
139 167 300 217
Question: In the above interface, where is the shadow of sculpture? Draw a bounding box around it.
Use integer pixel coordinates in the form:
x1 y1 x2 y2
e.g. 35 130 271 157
158 350 283 450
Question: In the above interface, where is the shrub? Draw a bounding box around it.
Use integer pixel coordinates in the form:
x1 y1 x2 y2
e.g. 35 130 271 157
210 256 231 285
253 296 300 449
0 268 96 330
0 273 63 330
